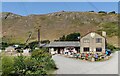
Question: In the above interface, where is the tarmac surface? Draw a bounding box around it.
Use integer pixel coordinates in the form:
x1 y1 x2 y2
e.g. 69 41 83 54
52 52 118 74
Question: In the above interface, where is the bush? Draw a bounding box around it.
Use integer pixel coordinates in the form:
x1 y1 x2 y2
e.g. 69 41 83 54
13 55 47 75
31 49 57 71
41 40 50 44
2 49 56 75
2 56 14 76
108 11 116 14
1 42 9 50
89 11 94 12
98 11 107 14
31 49 52 62
107 43 117 53
44 59 57 70
13 55 26 75
28 41 38 51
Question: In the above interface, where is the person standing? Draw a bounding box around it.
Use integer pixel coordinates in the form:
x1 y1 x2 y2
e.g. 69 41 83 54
95 53 98 61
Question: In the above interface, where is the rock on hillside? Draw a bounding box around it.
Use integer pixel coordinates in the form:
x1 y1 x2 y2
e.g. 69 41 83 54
2 12 22 19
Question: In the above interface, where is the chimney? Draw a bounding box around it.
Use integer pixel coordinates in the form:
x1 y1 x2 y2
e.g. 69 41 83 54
102 31 106 37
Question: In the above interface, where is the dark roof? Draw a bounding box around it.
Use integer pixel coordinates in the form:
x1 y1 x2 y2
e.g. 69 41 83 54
40 41 80 47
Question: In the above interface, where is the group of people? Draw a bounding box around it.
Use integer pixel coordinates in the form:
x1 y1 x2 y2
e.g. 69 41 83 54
63 50 112 62
57 47 112 62
76 53 106 61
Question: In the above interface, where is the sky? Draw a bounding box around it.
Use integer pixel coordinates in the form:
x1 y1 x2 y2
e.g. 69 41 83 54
1 0 120 2
2 2 118 16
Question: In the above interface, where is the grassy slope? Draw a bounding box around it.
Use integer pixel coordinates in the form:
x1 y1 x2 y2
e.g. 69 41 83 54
2 12 118 46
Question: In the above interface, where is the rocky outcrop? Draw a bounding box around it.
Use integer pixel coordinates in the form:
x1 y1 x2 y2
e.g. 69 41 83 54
2 12 22 19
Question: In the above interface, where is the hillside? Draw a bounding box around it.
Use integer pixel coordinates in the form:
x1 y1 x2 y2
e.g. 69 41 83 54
2 11 118 47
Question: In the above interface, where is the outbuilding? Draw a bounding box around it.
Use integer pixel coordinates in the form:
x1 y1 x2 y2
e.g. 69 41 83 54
44 41 80 54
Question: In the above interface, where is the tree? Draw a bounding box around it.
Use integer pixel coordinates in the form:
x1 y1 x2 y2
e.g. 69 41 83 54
65 33 80 41
58 33 80 41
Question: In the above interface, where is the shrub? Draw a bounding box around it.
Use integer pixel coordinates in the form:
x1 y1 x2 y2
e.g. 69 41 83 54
107 43 117 53
108 11 116 14
2 56 14 76
28 41 38 51
44 59 57 70
13 55 26 75
1 42 9 50
13 55 47 75
31 49 57 71
2 49 56 75
41 40 50 44
98 11 107 14
31 49 52 62
89 11 94 12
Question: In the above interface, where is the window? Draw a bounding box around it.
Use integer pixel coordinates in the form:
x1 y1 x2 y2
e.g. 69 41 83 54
96 38 102 43
83 38 90 43
83 47 89 52
96 48 102 52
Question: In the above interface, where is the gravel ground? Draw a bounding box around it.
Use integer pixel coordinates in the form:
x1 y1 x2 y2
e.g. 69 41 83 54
52 52 118 74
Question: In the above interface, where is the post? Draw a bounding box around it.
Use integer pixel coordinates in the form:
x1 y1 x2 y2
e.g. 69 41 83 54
38 26 41 47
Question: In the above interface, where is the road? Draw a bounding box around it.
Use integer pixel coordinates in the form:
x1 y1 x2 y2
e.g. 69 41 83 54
52 52 118 74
